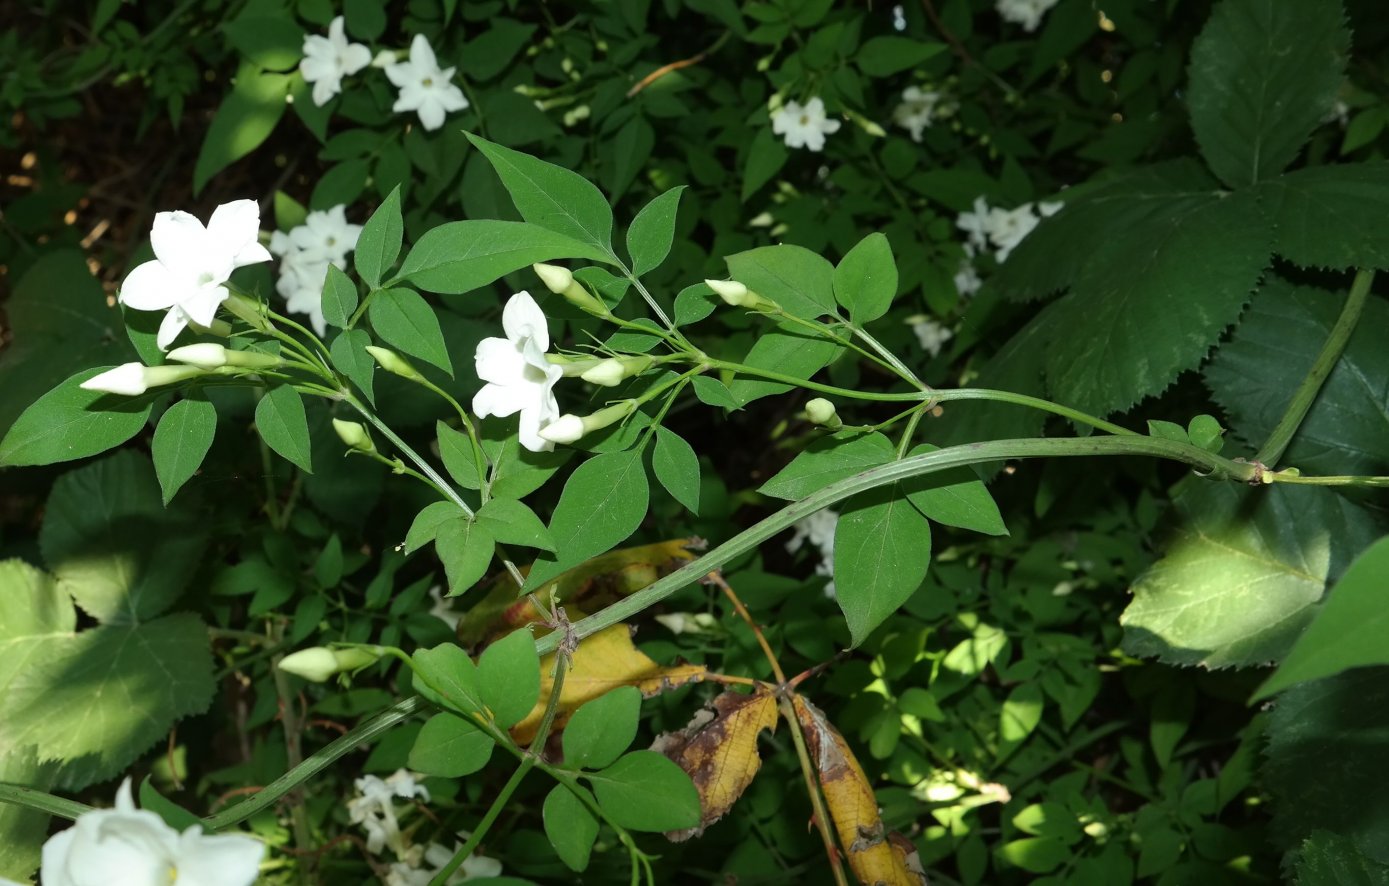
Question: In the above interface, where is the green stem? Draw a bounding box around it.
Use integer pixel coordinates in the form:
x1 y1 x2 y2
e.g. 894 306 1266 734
619 262 679 336
931 388 1138 436
896 406 925 458
1254 268 1374 467
420 378 491 504
345 393 476 519
1268 472 1389 487
347 289 379 328
533 435 1261 654
843 320 928 390
0 784 94 822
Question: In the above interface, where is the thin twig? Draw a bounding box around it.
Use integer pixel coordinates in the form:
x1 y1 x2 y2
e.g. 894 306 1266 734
627 32 731 97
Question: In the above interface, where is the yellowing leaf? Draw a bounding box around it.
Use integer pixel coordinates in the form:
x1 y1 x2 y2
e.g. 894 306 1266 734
511 624 707 743
792 696 927 886
654 687 779 841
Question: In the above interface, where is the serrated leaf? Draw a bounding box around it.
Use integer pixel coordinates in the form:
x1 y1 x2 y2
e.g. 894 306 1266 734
151 398 217 504
1258 163 1389 271
834 233 897 324
562 686 642 771
478 628 541 729
330 328 376 404
1294 830 1389 886
1256 537 1389 699
407 712 494 777
398 219 612 294
355 185 403 289
0 367 152 468
411 643 487 716
1120 481 1379 668
627 186 684 276
523 450 649 591
835 486 932 646
587 751 701 833
1205 279 1389 476
1187 0 1349 188
477 498 555 551
436 518 494 597
725 244 836 319
368 287 452 376
466 133 615 255
653 687 778 841
652 427 700 514
40 450 206 624
321 264 358 329
255 385 313 473
901 443 1007 536
544 785 600 873
760 431 895 500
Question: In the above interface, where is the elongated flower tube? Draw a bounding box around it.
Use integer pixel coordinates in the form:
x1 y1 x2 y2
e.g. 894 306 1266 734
167 343 283 371
365 345 425 382
532 263 609 315
79 363 205 397
539 400 638 445
580 355 653 387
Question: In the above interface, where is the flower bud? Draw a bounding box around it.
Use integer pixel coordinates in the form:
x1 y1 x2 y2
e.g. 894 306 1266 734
168 343 283 371
546 354 605 377
187 317 233 337
539 400 638 445
704 279 778 311
278 646 381 682
538 414 585 444
805 398 841 428
371 49 399 68
533 262 574 294
365 346 424 381
80 362 206 397
579 355 653 387
221 293 270 331
532 263 609 315
332 419 376 453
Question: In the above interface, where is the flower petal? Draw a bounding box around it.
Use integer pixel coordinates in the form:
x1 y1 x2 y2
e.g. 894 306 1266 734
207 199 267 267
417 98 446 131
156 308 190 351
119 260 182 311
150 211 211 276
501 291 548 349
172 828 265 886
473 383 523 419
474 337 528 386
517 405 556 453
409 34 438 71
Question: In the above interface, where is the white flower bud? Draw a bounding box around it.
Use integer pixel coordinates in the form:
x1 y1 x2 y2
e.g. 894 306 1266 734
539 414 585 444
579 355 652 387
187 317 233 337
539 400 638 445
371 49 398 68
277 648 340 682
332 419 375 453
805 398 841 428
80 362 206 396
533 263 608 315
533 262 574 295
705 279 749 306
168 343 231 368
365 346 424 381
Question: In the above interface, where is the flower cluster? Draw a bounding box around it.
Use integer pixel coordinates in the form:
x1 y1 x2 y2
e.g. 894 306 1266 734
299 20 468 131
771 97 842 152
385 841 502 885
22 779 262 886
892 86 956 142
269 204 362 335
786 509 840 597
955 196 1062 265
995 0 1061 31
906 315 954 358
347 771 502 883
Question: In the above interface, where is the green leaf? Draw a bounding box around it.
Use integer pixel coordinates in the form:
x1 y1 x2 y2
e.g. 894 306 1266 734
1187 414 1225 453
0 744 58 881
523 450 649 591
562 686 642 770
1187 0 1349 188
833 233 897 324
254 385 313 473
321 265 358 329
1256 538 1389 699
477 498 555 552
192 64 290 194
404 501 468 555
411 643 486 716
759 431 895 500
368 287 453 376
437 421 482 490
466 133 615 255
998 837 1070 874
0 567 214 788
1257 163 1389 271
727 324 843 406
603 117 654 201
901 443 1007 536
355 185 403 289
1205 279 1389 477
40 450 206 624
1039 187 1270 415
407 712 494 777
436 518 495 597
544 784 600 872
329 328 375 403
586 750 700 832
0 367 152 468
485 430 573 500
151 398 216 504
478 628 541 729
855 36 946 77
651 427 700 514
398 220 612 294
221 14 305 70
834 486 932 646
725 244 837 319
691 376 741 410
343 0 386 39
626 186 685 276
460 19 537 80
274 190 309 230
673 282 719 326
1294 830 1389 886
1120 481 1379 668
742 127 789 201
138 779 202 831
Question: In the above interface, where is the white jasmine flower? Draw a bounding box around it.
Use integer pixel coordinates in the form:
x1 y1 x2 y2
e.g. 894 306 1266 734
37 778 262 886
271 205 361 335
995 0 1060 32
349 770 430 857
955 197 994 254
787 509 839 597
385 841 502 885
290 205 362 265
472 292 564 453
907 315 954 358
987 204 1042 263
428 586 461 630
300 16 372 106
955 198 1060 264
892 5 907 31
892 87 954 142
119 200 273 349
385 34 470 131
953 259 982 297
771 97 842 152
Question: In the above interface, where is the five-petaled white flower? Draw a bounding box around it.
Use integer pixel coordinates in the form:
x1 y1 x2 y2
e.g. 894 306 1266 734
36 778 263 886
300 16 372 106
995 0 1060 32
349 770 431 857
385 35 470 131
771 97 842 152
907 315 954 358
119 199 272 350
473 292 564 453
270 205 362 335
892 86 955 142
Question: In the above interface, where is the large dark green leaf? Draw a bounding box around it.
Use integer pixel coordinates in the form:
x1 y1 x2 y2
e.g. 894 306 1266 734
523 450 649 591
0 367 152 468
1258 163 1389 271
834 486 932 646
398 220 611 294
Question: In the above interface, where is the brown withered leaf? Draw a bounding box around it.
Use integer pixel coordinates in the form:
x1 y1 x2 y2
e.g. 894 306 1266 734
510 624 708 743
654 686 779 841
792 696 928 886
